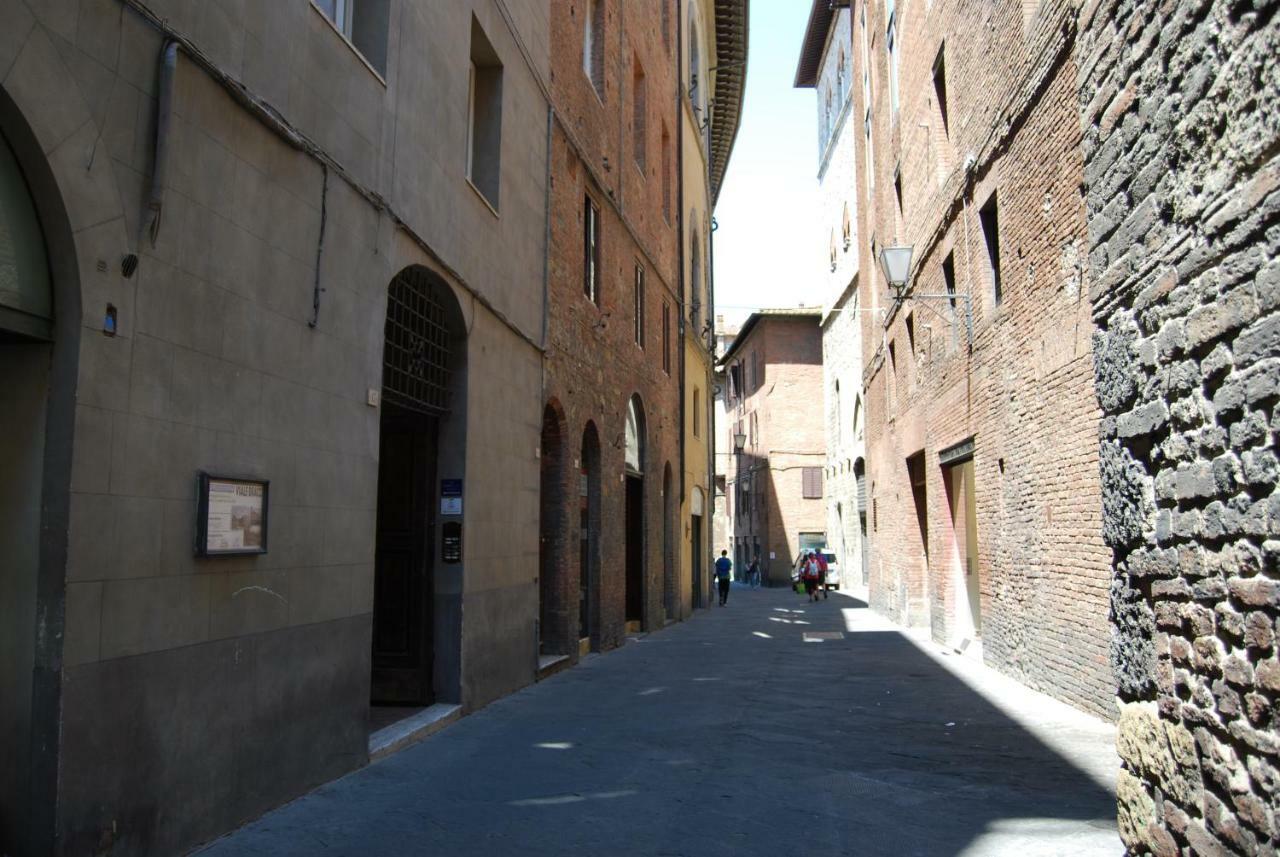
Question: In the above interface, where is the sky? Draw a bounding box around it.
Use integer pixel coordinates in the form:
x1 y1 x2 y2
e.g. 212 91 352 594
713 0 822 328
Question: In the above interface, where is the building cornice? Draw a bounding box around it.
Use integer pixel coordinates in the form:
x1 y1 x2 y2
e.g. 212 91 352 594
709 0 748 205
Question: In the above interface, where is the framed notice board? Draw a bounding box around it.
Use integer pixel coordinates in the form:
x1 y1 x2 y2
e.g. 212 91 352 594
195 473 269 557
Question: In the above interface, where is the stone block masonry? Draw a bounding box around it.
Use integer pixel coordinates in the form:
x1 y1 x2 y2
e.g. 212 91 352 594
1081 0 1280 853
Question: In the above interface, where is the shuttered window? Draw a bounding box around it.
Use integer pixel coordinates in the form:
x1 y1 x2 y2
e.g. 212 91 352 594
802 467 823 499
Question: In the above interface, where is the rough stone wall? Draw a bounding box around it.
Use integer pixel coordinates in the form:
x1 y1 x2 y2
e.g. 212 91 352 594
545 0 682 650
851 0 1112 716
1079 0 1280 852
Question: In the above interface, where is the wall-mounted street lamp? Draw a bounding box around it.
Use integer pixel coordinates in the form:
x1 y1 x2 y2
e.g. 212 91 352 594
733 432 747 452
879 244 973 348
878 245 915 297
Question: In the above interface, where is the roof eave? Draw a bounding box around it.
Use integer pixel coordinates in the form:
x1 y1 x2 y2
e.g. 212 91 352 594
709 0 749 205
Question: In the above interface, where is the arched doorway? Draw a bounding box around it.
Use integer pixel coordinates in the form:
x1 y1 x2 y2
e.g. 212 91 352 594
580 422 602 651
372 266 466 719
663 462 675 621
0 91 82 857
538 402 568 656
624 395 646 630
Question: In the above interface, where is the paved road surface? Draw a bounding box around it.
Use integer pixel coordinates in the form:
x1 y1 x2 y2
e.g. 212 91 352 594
198 586 1120 856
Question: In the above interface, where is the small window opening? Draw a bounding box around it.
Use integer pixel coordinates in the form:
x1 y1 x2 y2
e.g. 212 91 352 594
980 193 1002 306
467 18 504 209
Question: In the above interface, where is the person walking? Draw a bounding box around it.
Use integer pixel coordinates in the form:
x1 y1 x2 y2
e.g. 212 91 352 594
816 550 829 600
747 557 761 589
801 551 822 602
714 551 733 606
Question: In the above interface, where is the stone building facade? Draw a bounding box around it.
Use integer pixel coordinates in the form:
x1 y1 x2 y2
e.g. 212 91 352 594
795 2 868 598
1080 1 1280 853
722 310 826 587
849 0 1113 718
0 1 554 854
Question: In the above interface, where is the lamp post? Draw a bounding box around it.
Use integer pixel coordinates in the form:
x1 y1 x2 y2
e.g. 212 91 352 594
878 243 974 348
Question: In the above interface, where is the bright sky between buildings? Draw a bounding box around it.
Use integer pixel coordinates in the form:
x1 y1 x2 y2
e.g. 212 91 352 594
714 0 822 327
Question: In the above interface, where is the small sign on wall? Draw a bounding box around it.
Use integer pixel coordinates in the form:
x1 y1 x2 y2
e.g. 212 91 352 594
440 478 463 516
195 473 269 556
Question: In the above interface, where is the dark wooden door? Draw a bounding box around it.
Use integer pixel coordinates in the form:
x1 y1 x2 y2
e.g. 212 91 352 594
625 475 643 623
372 406 436 705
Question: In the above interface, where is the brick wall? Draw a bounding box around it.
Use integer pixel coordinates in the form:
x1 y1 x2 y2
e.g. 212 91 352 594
852 0 1112 718
544 0 682 653
726 314 826 584
1080 0 1280 852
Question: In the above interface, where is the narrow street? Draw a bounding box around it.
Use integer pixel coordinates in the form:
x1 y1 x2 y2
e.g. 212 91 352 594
199 587 1119 857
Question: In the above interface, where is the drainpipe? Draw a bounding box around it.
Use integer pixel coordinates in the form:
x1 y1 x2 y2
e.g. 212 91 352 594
143 39 179 247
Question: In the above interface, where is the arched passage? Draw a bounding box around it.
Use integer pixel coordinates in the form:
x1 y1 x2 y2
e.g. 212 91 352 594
580 421 602 650
538 401 569 656
372 265 467 718
623 395 647 629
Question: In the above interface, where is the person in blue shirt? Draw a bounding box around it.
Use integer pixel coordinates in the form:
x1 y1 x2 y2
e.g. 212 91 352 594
714 551 733 606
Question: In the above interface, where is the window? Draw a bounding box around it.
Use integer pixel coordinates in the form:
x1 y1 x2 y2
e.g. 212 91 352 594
830 230 838 272
634 264 646 347
661 124 673 223
467 19 503 208
980 193 1002 306
315 0 390 76
690 225 702 330
584 196 601 304
842 202 852 250
693 388 701 437
751 349 760 391
834 380 842 444
886 1 900 118
933 48 949 137
584 0 605 96
662 0 671 52
942 252 957 310
633 57 647 171
802 467 824 499
688 9 703 120
662 301 671 373
893 166 903 225
864 110 875 197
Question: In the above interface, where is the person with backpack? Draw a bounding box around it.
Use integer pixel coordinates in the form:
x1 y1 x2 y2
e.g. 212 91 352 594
816 550 830 599
714 551 733 606
801 551 822 602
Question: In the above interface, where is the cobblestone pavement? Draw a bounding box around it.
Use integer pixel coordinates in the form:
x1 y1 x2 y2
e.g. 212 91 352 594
198 587 1120 856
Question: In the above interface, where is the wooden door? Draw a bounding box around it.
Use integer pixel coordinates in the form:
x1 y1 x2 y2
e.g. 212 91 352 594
372 407 436 704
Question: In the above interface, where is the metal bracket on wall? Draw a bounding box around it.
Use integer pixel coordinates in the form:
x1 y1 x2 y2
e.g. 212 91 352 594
904 292 974 349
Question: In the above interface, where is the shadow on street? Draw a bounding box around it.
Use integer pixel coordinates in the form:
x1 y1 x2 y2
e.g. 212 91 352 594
198 585 1118 856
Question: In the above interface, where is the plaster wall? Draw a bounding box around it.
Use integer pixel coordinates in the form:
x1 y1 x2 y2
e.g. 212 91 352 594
0 1 547 853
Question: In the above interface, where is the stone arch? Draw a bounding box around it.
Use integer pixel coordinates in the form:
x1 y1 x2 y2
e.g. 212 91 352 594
538 399 571 656
371 264 468 709
1 47 115 853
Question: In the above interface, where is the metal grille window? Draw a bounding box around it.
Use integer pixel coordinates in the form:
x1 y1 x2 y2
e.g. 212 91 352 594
382 269 452 415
